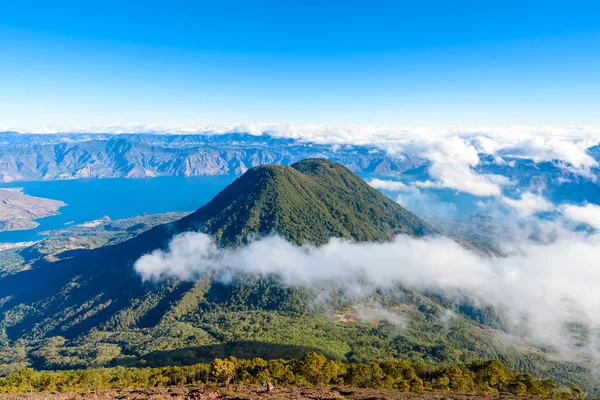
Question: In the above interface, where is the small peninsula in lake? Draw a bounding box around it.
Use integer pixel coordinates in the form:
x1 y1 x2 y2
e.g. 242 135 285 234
0 188 65 232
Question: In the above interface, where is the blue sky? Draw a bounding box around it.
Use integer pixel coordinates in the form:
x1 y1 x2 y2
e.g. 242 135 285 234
1 0 599 129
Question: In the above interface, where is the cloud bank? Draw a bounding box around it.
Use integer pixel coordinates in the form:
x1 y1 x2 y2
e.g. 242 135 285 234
135 228 600 359
366 178 408 192
400 136 513 197
562 203 600 230
502 192 554 218
5 124 600 198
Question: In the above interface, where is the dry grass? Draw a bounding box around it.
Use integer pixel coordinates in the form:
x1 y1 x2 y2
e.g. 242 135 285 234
0 385 553 400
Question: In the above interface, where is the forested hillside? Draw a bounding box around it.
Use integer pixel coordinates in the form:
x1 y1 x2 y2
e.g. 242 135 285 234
174 159 436 246
0 159 596 395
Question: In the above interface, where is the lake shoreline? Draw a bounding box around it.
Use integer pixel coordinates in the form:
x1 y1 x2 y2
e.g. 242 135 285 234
0 188 66 233
0 175 237 243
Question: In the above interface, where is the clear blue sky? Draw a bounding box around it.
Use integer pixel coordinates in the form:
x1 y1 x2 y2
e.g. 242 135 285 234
1 0 599 129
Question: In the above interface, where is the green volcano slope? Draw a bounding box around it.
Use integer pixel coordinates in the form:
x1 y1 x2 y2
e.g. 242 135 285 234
0 159 595 394
174 158 436 246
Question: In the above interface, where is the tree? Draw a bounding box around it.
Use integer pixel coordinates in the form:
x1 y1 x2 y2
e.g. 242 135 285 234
471 360 511 392
434 375 450 391
210 358 237 385
409 377 424 392
267 360 295 385
297 353 328 385
570 382 585 400
345 363 384 388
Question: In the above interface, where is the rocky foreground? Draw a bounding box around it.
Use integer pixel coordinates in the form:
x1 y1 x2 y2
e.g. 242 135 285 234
0 386 554 400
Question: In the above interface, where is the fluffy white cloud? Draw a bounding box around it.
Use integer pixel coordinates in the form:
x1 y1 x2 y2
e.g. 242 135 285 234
502 192 554 218
562 203 600 230
367 178 407 191
12 123 600 151
398 136 512 196
498 136 597 168
415 170 510 197
395 186 457 217
135 229 600 359
472 135 502 154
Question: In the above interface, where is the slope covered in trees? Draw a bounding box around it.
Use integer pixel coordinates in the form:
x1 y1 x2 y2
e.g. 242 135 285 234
174 158 436 246
0 159 596 395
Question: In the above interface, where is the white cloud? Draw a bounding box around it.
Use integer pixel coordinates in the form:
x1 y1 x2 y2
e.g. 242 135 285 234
562 203 600 230
395 186 457 217
415 171 510 197
10 123 600 151
367 178 408 191
396 136 513 197
472 136 501 154
502 192 554 218
353 304 407 327
5 123 599 197
135 229 600 359
498 136 597 168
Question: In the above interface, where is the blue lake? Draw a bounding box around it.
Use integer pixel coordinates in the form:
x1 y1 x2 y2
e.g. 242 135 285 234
0 173 483 243
0 175 237 243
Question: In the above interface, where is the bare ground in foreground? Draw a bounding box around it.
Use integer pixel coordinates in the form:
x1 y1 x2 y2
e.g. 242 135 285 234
0 385 554 400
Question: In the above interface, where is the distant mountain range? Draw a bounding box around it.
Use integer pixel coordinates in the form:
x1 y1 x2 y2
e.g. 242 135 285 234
0 132 424 182
1 132 598 210
0 159 595 393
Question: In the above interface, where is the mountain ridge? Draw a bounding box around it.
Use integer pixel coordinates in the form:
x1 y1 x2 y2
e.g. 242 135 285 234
0 133 424 182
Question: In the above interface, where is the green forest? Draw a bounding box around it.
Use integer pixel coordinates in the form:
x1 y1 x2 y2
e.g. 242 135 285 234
0 160 597 396
0 353 582 398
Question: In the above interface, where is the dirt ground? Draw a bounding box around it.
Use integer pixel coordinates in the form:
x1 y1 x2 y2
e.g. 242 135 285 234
0 385 551 400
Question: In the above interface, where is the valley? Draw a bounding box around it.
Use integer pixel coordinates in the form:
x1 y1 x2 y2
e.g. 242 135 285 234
0 212 188 276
